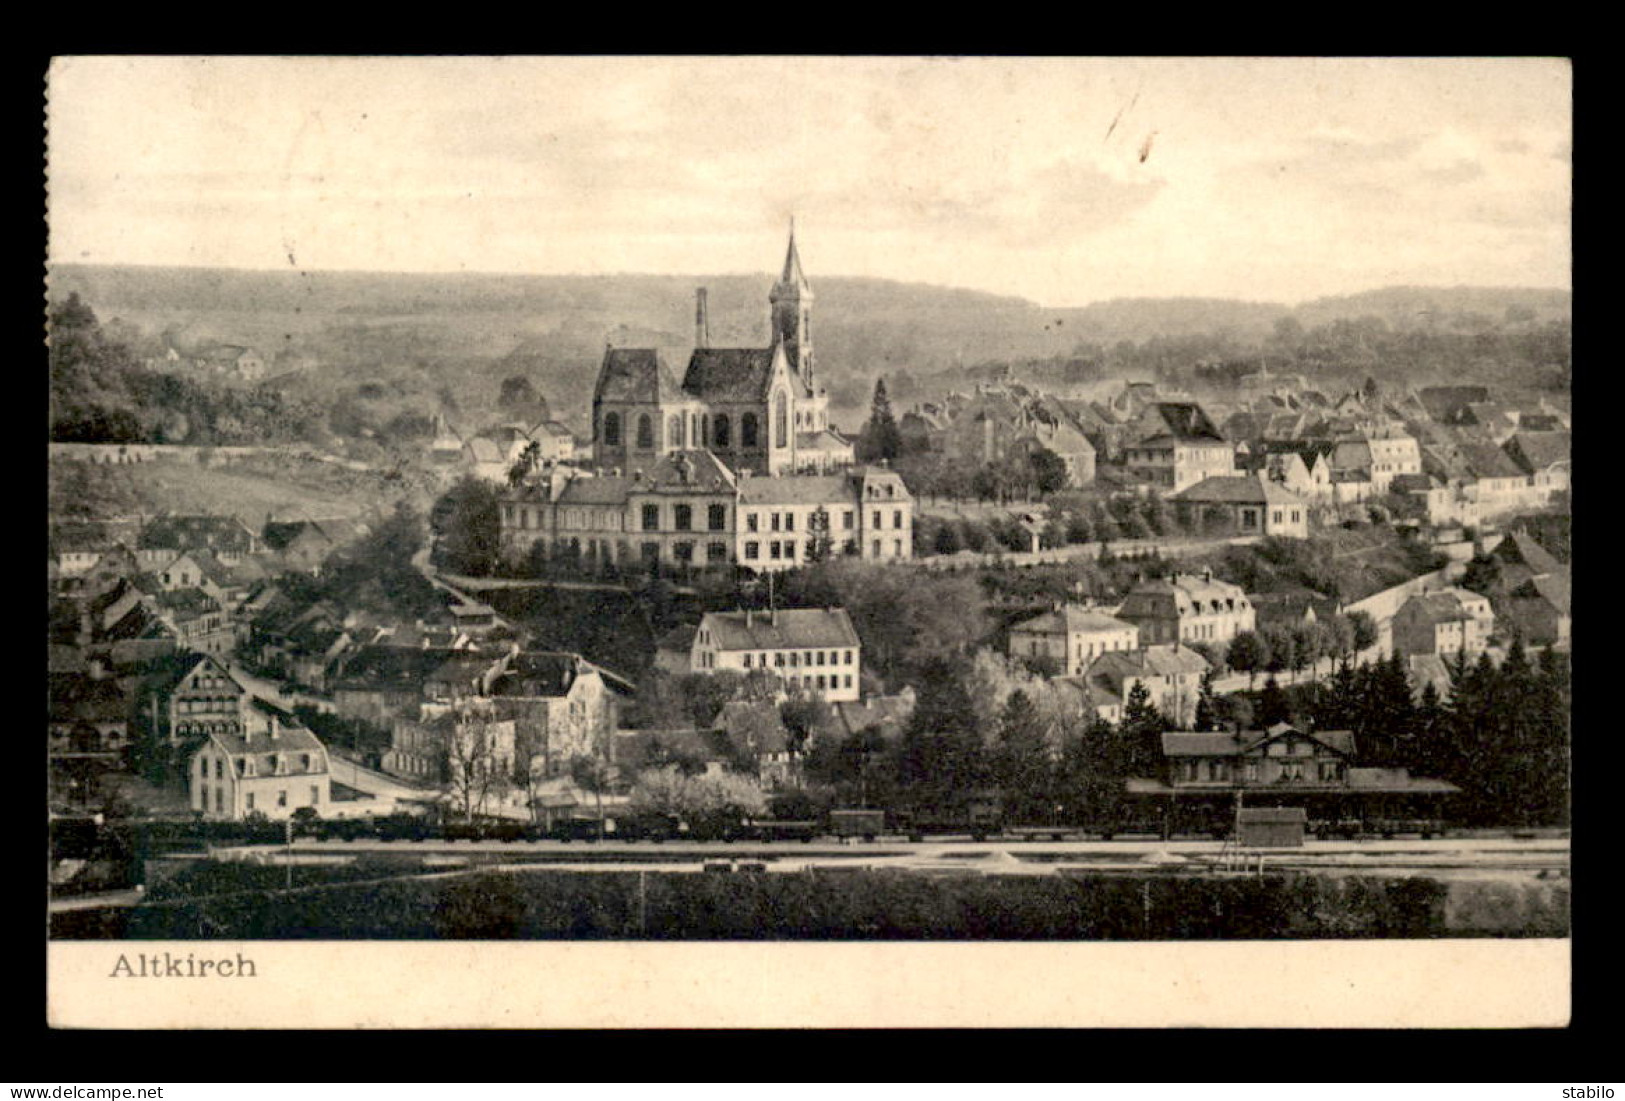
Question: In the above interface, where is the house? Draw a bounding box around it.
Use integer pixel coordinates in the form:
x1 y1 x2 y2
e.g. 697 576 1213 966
261 517 368 575
827 689 918 745
485 651 621 777
528 420 577 463
331 645 471 725
1250 588 1337 633
1160 725 1358 790
1115 571 1257 648
139 513 259 564
690 607 862 702
1168 476 1310 538
194 344 266 382
1010 418 1096 487
1418 386 1491 425
1007 604 1139 676
716 700 797 786
149 587 234 657
49 669 132 807
1502 572 1571 648
1503 431 1571 501
1083 644 1211 727
189 700 331 820
1392 587 1496 658
382 702 517 794
1123 402 1235 493
1243 444 1332 502
738 464 913 572
1457 441 1536 519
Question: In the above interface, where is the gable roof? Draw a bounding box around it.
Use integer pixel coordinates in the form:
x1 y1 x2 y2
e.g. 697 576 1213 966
1494 530 1563 575
1171 475 1306 506
1138 402 1226 444
556 475 635 506
682 347 780 402
595 348 685 405
1088 644 1212 684
699 608 860 652
1011 606 1137 637
1418 386 1491 422
1457 440 1525 480
488 651 594 698
639 449 737 494
1504 430 1571 474
335 645 466 689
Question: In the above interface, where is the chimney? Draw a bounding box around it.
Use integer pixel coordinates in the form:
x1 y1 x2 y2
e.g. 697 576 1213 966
695 287 711 349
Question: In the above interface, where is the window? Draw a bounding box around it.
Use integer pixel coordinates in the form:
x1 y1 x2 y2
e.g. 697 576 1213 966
775 393 788 448
871 540 881 556
785 513 796 532
894 510 903 528
642 504 660 531
641 543 659 563
771 513 781 532
742 413 759 448
775 653 785 667
636 414 654 449
844 675 852 689
669 415 685 448
674 504 693 531
845 650 854 664
245 793 255 811
215 789 223 813
817 651 826 666
894 540 902 556
744 541 760 560
311 786 320 805
708 504 727 531
1272 510 1283 524
214 759 223 780
715 414 731 448
747 512 759 533
707 542 728 563
790 652 800 667
674 542 694 563
783 541 796 559
817 675 826 690
843 511 854 530
743 654 753 669
770 542 781 559
872 511 881 528
277 790 287 807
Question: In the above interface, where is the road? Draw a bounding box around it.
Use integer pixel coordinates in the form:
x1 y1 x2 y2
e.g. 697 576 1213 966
326 755 436 804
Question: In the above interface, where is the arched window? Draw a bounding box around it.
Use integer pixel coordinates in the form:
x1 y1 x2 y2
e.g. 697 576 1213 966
603 412 621 447
636 414 654 450
775 392 788 449
669 415 684 448
742 413 759 449
715 414 731 448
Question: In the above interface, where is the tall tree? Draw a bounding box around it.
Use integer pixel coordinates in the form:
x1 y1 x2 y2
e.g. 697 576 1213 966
992 689 1054 821
867 378 903 462
1226 630 1271 689
1258 675 1291 727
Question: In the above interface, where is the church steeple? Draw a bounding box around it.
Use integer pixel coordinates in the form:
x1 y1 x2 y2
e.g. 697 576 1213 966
769 218 815 390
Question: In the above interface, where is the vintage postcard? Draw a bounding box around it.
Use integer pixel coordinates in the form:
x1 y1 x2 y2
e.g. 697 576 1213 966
45 56 1571 1028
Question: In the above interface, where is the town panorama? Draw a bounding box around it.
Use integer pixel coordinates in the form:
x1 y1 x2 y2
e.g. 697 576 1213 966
49 216 1570 941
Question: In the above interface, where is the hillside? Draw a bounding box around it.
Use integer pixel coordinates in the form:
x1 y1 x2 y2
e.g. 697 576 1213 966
47 263 1571 429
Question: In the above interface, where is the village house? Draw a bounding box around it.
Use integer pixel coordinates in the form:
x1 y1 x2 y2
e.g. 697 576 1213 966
1503 431 1571 502
260 517 368 575
49 668 132 808
189 699 331 820
485 651 622 778
1160 724 1358 789
690 607 862 703
382 701 517 793
1123 402 1236 493
1081 644 1211 727
331 645 473 725
1392 587 1496 659
139 513 259 565
528 420 578 463
1502 573 1571 648
1007 604 1139 676
1115 571 1257 648
1168 476 1310 538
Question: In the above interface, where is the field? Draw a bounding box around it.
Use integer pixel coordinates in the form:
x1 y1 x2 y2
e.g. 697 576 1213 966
48 453 434 524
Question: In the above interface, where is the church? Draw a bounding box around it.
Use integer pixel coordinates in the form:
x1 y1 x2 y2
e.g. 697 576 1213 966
590 226 854 477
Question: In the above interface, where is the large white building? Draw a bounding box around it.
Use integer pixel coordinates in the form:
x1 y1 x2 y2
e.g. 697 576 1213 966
1007 605 1139 676
690 607 862 702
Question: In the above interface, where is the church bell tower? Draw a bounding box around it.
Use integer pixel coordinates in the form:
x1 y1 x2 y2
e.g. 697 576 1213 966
769 220 815 391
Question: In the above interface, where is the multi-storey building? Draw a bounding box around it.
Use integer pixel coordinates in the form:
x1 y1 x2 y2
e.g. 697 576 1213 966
499 454 913 573
1123 402 1235 492
189 699 331 821
1115 571 1257 648
1007 604 1139 676
1082 644 1212 727
1168 476 1310 538
690 607 862 702
1392 587 1495 658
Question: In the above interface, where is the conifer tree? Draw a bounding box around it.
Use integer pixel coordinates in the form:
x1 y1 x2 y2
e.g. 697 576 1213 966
867 378 903 462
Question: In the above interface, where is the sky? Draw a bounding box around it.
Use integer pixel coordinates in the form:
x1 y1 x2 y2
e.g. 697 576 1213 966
46 56 1571 308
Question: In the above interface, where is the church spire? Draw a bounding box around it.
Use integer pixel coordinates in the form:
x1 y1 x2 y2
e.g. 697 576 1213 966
777 216 809 290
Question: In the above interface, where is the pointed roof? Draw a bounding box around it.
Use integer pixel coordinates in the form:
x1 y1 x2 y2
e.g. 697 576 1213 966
682 346 780 402
594 347 686 405
771 220 811 296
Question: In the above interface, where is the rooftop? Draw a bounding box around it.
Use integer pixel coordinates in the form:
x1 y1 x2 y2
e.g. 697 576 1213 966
699 607 860 652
